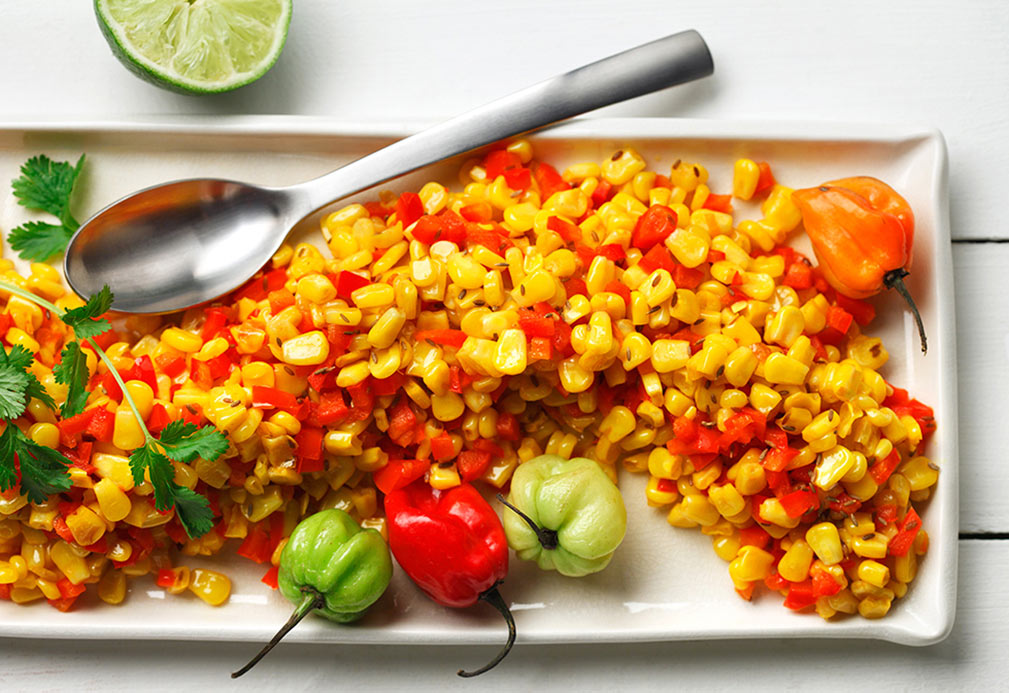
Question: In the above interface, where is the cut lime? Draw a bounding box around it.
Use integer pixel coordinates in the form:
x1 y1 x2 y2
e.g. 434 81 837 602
95 0 292 94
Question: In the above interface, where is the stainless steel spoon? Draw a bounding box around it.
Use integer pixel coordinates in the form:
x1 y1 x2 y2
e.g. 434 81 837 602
65 30 713 313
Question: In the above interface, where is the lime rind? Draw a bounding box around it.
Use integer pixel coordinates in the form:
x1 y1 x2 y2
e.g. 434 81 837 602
95 0 292 94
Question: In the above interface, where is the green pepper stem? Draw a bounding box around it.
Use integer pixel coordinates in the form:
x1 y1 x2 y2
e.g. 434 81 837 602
232 588 324 678
882 269 927 355
457 585 516 678
496 494 558 550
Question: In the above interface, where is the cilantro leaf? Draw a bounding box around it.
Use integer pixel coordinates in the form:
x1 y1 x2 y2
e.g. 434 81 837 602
53 342 90 418
9 154 85 262
0 345 50 419
62 286 113 340
13 154 85 221
0 424 72 503
158 420 229 463
171 485 215 539
129 444 215 538
8 221 74 263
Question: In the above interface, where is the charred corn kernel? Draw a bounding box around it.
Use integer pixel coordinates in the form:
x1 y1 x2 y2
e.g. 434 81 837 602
729 545 775 583
188 568 230 606
857 595 892 619
162 327 202 353
806 522 844 565
667 228 709 268
494 329 528 376
763 353 809 386
899 456 940 491
852 533 889 559
94 478 131 523
732 158 760 200
778 540 815 582
813 445 858 490
620 333 652 370
857 560 890 588
429 462 461 490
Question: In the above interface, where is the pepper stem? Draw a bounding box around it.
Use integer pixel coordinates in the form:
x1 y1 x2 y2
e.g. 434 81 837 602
883 269 927 355
457 585 516 678
231 588 324 678
496 494 558 550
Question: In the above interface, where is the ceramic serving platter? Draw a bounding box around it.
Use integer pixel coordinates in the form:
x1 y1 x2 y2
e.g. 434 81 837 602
0 117 956 646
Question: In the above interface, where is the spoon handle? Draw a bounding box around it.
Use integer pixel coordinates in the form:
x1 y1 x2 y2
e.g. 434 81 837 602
296 29 713 212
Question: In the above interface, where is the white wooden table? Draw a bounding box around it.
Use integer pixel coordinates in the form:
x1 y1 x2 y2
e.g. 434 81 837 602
3 1 1007 689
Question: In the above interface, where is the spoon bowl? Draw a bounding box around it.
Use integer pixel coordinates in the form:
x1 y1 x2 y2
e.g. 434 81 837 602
65 30 714 313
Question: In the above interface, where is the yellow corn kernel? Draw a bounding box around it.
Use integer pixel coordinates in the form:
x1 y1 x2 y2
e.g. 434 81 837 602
494 329 528 376
366 307 406 350
778 540 815 582
295 274 337 304
758 497 800 528
26 421 59 449
813 445 858 491
94 478 132 523
336 361 370 388
708 483 746 518
732 159 760 200
280 330 330 366
857 559 890 589
762 185 802 234
680 493 720 527
729 545 775 584
601 148 646 185
349 283 393 310
599 406 634 443
161 327 203 353
899 456 940 491
763 353 810 386
5 327 40 353
852 532 890 559
188 568 231 606
51 540 91 584
620 333 652 370
645 475 678 506
764 306 805 349
112 403 146 450
667 228 710 268
748 383 782 417
858 594 892 619
646 339 687 374
514 270 556 307
431 392 466 421
429 462 461 490
720 346 756 388
805 522 844 565
97 569 126 605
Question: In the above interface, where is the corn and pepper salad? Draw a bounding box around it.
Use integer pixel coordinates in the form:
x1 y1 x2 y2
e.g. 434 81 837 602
0 141 937 619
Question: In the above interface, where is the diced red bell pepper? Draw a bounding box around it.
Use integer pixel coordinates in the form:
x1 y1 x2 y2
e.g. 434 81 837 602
764 469 792 498
551 321 573 358
719 408 767 448
888 507 922 557
483 149 523 180
754 162 776 195
413 329 467 349
373 459 429 495
101 371 123 401
503 167 531 190
155 353 186 378
86 407 115 443
637 244 677 274
60 407 98 437
518 311 556 338
146 403 172 434
869 448 902 485
294 427 325 473
825 305 854 335
826 492 862 515
430 431 456 462
875 503 899 527
457 450 493 482
189 359 213 391
335 271 370 300
528 337 552 362
201 307 231 341
764 571 790 592
251 386 302 415
52 516 76 544
591 179 613 207
308 367 337 393
780 489 819 518
672 263 705 290
388 399 419 448
237 525 272 564
782 259 813 290
738 525 771 550
631 204 678 251
532 161 570 202
372 372 404 397
810 565 843 597
90 328 118 350
782 580 818 610
547 215 582 243
128 355 158 392
395 192 424 228
345 381 375 422
261 565 280 589
268 289 296 314
564 278 588 298
604 280 631 307
496 411 520 441
466 225 513 255
594 244 625 262
835 293 876 326
460 202 494 223
701 193 733 213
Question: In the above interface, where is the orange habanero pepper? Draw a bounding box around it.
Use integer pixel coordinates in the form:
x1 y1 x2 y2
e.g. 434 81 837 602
792 177 926 353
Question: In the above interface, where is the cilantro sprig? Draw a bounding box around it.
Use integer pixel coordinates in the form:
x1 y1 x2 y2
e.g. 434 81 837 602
8 154 85 262
0 281 227 538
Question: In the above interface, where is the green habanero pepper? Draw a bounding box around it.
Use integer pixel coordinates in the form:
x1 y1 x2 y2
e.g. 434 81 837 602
232 508 393 677
498 454 627 577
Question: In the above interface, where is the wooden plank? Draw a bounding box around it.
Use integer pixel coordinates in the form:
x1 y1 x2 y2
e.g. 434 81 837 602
953 243 1008 532
0 538 1001 690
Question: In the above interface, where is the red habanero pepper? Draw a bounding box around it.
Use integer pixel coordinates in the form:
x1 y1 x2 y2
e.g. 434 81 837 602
792 177 926 353
384 481 515 677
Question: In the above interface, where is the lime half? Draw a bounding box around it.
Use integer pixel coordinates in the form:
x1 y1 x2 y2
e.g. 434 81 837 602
95 0 292 94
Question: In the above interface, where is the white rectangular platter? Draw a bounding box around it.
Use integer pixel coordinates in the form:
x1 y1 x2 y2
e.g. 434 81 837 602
0 117 956 647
